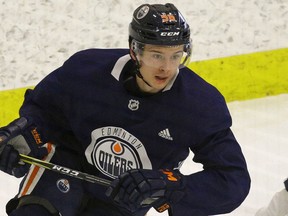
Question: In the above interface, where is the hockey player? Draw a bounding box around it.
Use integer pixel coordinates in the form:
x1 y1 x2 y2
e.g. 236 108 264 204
0 3 250 216
255 178 288 216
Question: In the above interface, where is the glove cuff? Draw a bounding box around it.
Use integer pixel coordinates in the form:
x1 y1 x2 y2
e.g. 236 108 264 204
152 169 186 213
22 125 46 147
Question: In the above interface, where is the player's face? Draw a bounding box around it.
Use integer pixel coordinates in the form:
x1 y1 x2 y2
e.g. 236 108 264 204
136 44 184 93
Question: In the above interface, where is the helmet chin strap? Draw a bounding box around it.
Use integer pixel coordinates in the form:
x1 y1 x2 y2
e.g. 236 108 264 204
134 54 152 88
136 68 152 88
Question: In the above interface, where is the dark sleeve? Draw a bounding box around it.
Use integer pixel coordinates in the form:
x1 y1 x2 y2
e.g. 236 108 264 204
19 58 81 151
175 89 251 215
178 129 250 215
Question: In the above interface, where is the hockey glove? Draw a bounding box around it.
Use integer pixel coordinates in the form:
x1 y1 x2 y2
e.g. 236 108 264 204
106 169 186 213
0 117 48 177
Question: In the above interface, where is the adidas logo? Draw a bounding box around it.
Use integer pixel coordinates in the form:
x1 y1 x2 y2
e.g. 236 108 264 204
158 128 173 141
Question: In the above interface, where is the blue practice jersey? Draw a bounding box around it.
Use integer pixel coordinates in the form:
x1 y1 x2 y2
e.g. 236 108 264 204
19 48 250 215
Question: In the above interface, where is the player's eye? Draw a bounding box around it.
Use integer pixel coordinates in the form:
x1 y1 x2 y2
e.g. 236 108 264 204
152 53 164 60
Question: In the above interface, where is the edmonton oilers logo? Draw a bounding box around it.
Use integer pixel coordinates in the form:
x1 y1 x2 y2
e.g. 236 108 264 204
91 138 141 179
85 127 153 179
136 5 149 20
56 179 70 193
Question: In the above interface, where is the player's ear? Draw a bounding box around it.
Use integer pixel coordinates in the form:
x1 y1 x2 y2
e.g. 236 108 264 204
129 48 137 61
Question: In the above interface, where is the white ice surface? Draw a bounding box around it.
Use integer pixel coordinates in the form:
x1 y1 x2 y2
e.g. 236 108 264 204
1 0 287 90
1 94 288 216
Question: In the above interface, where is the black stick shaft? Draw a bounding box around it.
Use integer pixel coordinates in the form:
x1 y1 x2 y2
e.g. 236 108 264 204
19 154 111 186
19 154 173 215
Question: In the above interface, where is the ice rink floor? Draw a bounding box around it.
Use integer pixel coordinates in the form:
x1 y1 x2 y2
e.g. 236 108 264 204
1 94 288 216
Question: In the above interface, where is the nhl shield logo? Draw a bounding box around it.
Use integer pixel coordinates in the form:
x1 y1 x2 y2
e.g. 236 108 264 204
128 99 139 111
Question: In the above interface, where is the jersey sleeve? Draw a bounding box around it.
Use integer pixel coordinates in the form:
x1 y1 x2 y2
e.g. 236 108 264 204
175 86 251 215
179 129 250 215
19 53 81 150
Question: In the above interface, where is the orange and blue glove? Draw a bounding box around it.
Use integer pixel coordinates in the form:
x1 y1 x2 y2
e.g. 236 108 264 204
0 117 48 177
106 168 186 213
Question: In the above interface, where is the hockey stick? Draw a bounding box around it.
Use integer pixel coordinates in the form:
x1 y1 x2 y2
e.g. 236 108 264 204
19 154 173 215
19 154 111 186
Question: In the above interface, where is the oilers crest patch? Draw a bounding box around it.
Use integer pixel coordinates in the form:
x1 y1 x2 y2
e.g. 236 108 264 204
56 179 70 193
85 126 152 179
